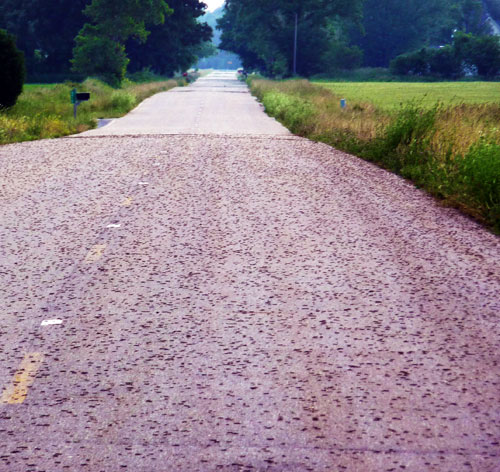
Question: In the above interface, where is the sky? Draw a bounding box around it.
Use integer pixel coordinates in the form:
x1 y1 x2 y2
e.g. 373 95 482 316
204 0 225 12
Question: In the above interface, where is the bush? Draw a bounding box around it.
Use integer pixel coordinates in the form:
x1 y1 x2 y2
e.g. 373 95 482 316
127 67 162 83
391 33 500 79
454 32 500 78
322 42 363 72
109 90 136 110
270 56 289 79
427 46 462 79
458 140 500 226
261 91 315 133
378 102 439 174
0 29 26 108
390 49 429 76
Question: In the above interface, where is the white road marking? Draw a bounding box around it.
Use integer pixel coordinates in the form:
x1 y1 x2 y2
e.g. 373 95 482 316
41 319 63 327
107 224 121 228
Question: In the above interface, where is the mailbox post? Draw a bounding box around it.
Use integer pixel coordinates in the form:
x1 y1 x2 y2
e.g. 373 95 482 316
71 88 90 118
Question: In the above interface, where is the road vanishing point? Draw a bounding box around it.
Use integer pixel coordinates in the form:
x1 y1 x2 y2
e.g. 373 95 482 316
0 71 499 471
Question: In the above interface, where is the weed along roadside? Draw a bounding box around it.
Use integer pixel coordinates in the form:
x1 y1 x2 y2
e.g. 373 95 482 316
249 78 500 233
0 77 188 145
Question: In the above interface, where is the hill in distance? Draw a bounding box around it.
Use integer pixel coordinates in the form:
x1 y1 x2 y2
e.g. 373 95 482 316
196 6 242 70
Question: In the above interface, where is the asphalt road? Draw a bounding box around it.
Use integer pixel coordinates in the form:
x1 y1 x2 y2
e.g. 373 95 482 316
0 71 499 471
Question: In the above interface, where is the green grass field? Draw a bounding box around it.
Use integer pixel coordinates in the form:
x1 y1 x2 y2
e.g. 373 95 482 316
23 84 58 90
314 81 500 110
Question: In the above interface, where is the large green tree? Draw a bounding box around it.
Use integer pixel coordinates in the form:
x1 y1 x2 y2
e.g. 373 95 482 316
353 0 490 67
454 31 500 76
126 0 212 76
72 0 172 84
390 31 500 78
218 0 363 76
0 0 88 77
352 0 449 67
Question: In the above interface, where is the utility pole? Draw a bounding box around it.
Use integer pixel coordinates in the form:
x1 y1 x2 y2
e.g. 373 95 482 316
293 12 298 76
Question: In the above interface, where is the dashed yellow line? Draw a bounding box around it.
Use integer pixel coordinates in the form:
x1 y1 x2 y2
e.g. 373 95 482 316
121 197 133 207
1 353 44 405
84 244 107 264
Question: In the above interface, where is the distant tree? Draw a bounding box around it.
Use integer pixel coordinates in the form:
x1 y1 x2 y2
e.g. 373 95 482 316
389 49 431 76
218 0 363 77
72 0 172 84
353 0 450 68
193 41 218 60
126 0 212 76
0 28 25 108
427 45 462 78
459 0 490 34
390 32 500 78
202 6 224 45
454 31 500 77
193 6 242 70
322 40 363 73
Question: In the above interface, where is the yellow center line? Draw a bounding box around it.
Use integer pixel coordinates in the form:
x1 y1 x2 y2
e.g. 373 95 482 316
84 244 107 264
1 353 44 405
121 197 133 207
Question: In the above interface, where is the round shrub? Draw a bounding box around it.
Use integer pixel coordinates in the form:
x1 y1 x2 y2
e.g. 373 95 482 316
0 29 25 108
390 49 430 76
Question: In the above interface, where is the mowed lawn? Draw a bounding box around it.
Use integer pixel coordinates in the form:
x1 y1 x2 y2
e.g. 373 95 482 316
314 81 500 110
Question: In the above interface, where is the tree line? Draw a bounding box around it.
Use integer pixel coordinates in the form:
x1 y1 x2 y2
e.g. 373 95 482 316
218 0 500 78
2 0 500 85
0 0 212 84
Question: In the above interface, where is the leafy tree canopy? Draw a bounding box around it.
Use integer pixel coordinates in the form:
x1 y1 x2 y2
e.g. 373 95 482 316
353 0 492 67
0 0 88 77
83 0 172 43
390 31 500 78
218 0 363 76
126 0 212 76
72 0 174 84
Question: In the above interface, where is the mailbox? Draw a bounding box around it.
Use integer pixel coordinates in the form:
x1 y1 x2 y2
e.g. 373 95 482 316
76 92 90 101
71 88 91 118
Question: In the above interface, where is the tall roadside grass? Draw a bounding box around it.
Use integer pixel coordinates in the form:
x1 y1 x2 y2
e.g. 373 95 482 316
0 77 183 145
250 78 500 232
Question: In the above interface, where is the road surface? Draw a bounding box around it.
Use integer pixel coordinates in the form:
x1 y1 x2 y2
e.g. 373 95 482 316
1 71 499 471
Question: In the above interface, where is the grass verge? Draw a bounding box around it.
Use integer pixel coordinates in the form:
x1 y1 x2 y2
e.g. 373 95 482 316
0 77 185 145
250 78 500 233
